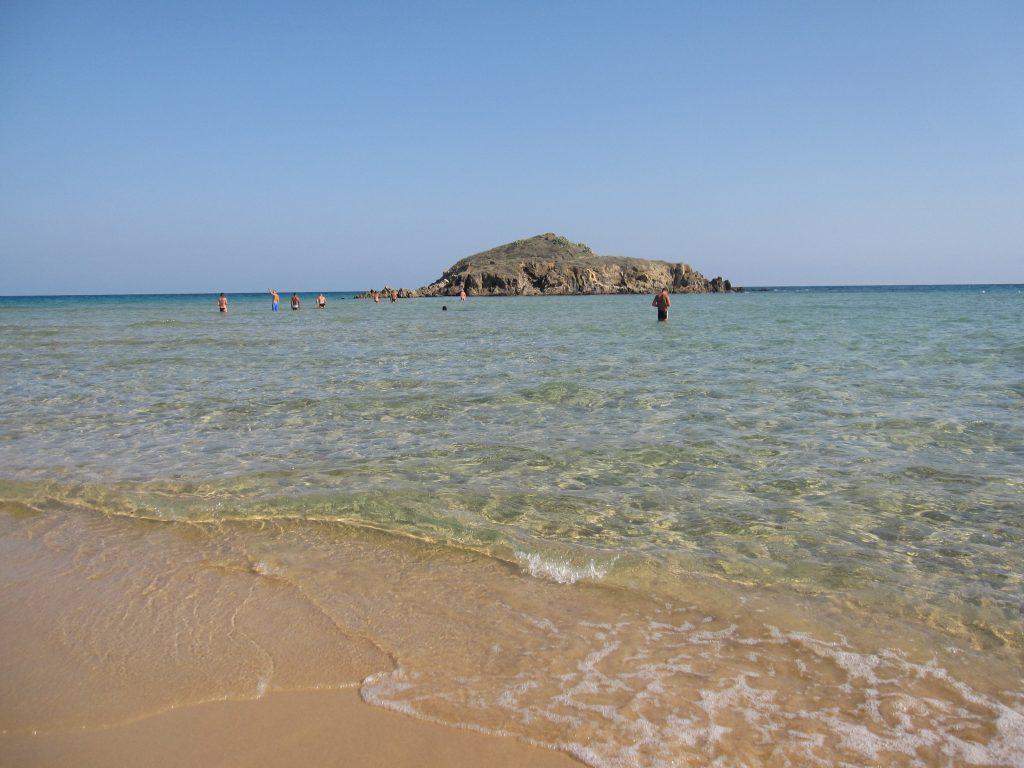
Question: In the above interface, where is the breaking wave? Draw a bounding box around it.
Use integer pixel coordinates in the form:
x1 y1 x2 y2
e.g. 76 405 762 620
515 551 610 584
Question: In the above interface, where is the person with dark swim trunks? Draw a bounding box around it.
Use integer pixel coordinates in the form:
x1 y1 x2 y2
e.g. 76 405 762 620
317 293 326 309
652 288 671 322
291 293 301 310
218 293 228 313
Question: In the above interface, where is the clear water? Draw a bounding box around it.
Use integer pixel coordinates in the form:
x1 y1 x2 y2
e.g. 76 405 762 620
1 286 1022 765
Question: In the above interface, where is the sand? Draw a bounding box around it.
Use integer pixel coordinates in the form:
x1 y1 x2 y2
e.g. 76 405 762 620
3 501 1019 767
0 688 577 767
0 507 581 767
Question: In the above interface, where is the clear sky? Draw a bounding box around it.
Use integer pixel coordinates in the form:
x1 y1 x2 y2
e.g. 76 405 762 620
1 1 1021 294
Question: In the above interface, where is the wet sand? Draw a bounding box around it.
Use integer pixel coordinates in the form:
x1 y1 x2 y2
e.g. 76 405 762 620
0 506 578 767
1 502 1021 767
1 688 577 768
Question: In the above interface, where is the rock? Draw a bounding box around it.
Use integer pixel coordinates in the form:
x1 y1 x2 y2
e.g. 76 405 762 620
415 233 738 296
355 286 420 299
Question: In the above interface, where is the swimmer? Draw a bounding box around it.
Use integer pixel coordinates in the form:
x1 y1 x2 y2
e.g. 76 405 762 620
218 293 228 313
317 293 326 309
459 288 467 301
269 289 280 312
291 293 301 310
442 305 448 311
390 289 398 303
373 290 381 303
652 288 671 322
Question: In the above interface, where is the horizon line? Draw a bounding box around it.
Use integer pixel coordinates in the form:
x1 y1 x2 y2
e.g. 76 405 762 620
1 281 1022 299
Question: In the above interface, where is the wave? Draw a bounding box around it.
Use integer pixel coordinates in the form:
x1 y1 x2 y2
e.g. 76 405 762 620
514 551 610 584
127 319 193 329
2 472 1022 653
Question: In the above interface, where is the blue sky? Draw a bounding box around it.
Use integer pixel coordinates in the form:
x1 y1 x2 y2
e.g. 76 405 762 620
1 0 1021 293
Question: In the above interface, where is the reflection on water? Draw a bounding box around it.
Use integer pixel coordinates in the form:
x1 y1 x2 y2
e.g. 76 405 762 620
0 287 1022 765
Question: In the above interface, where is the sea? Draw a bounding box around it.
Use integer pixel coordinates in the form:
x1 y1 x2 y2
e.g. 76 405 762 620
1 285 1022 766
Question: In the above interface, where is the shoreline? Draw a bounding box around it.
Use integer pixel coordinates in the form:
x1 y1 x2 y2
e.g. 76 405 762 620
2 503 1021 766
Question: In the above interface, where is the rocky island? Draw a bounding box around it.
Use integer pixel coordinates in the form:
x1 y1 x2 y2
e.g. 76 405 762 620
359 233 738 297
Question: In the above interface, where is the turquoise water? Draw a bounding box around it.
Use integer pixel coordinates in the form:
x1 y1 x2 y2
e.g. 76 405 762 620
1 286 1022 648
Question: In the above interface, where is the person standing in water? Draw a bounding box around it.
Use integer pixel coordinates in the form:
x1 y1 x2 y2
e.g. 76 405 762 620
459 288 467 301
291 293 301 310
269 289 280 312
652 288 671 322
317 293 327 309
218 293 228 313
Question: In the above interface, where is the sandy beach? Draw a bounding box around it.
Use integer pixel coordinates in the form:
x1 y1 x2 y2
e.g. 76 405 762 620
3 480 1022 767
0 505 581 767
2 688 576 768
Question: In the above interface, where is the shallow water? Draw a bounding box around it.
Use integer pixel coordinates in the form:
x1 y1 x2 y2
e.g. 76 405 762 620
1 287 1022 765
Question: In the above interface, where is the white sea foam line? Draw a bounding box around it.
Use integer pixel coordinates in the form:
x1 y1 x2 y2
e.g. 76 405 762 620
361 620 1024 768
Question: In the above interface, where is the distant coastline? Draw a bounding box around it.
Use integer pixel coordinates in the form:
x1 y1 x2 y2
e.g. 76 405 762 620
2 284 1022 300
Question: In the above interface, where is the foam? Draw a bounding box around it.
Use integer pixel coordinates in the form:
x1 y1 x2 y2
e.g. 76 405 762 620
250 560 282 577
362 616 1024 768
514 551 609 584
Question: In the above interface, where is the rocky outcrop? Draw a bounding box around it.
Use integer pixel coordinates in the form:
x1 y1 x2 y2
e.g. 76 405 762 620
355 286 416 299
413 233 738 296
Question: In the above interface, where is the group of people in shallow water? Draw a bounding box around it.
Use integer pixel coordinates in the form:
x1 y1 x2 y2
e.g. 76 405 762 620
218 286 672 320
367 289 401 304
264 289 327 311
217 290 327 313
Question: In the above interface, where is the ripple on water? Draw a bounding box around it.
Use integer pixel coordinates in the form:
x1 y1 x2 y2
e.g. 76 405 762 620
0 289 1022 763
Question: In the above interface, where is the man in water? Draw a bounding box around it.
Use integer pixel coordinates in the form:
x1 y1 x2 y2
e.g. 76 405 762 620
269 289 280 312
291 293 301 310
372 290 381 303
218 293 228 313
317 293 327 309
390 289 398 303
652 288 671 322
459 288 467 301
